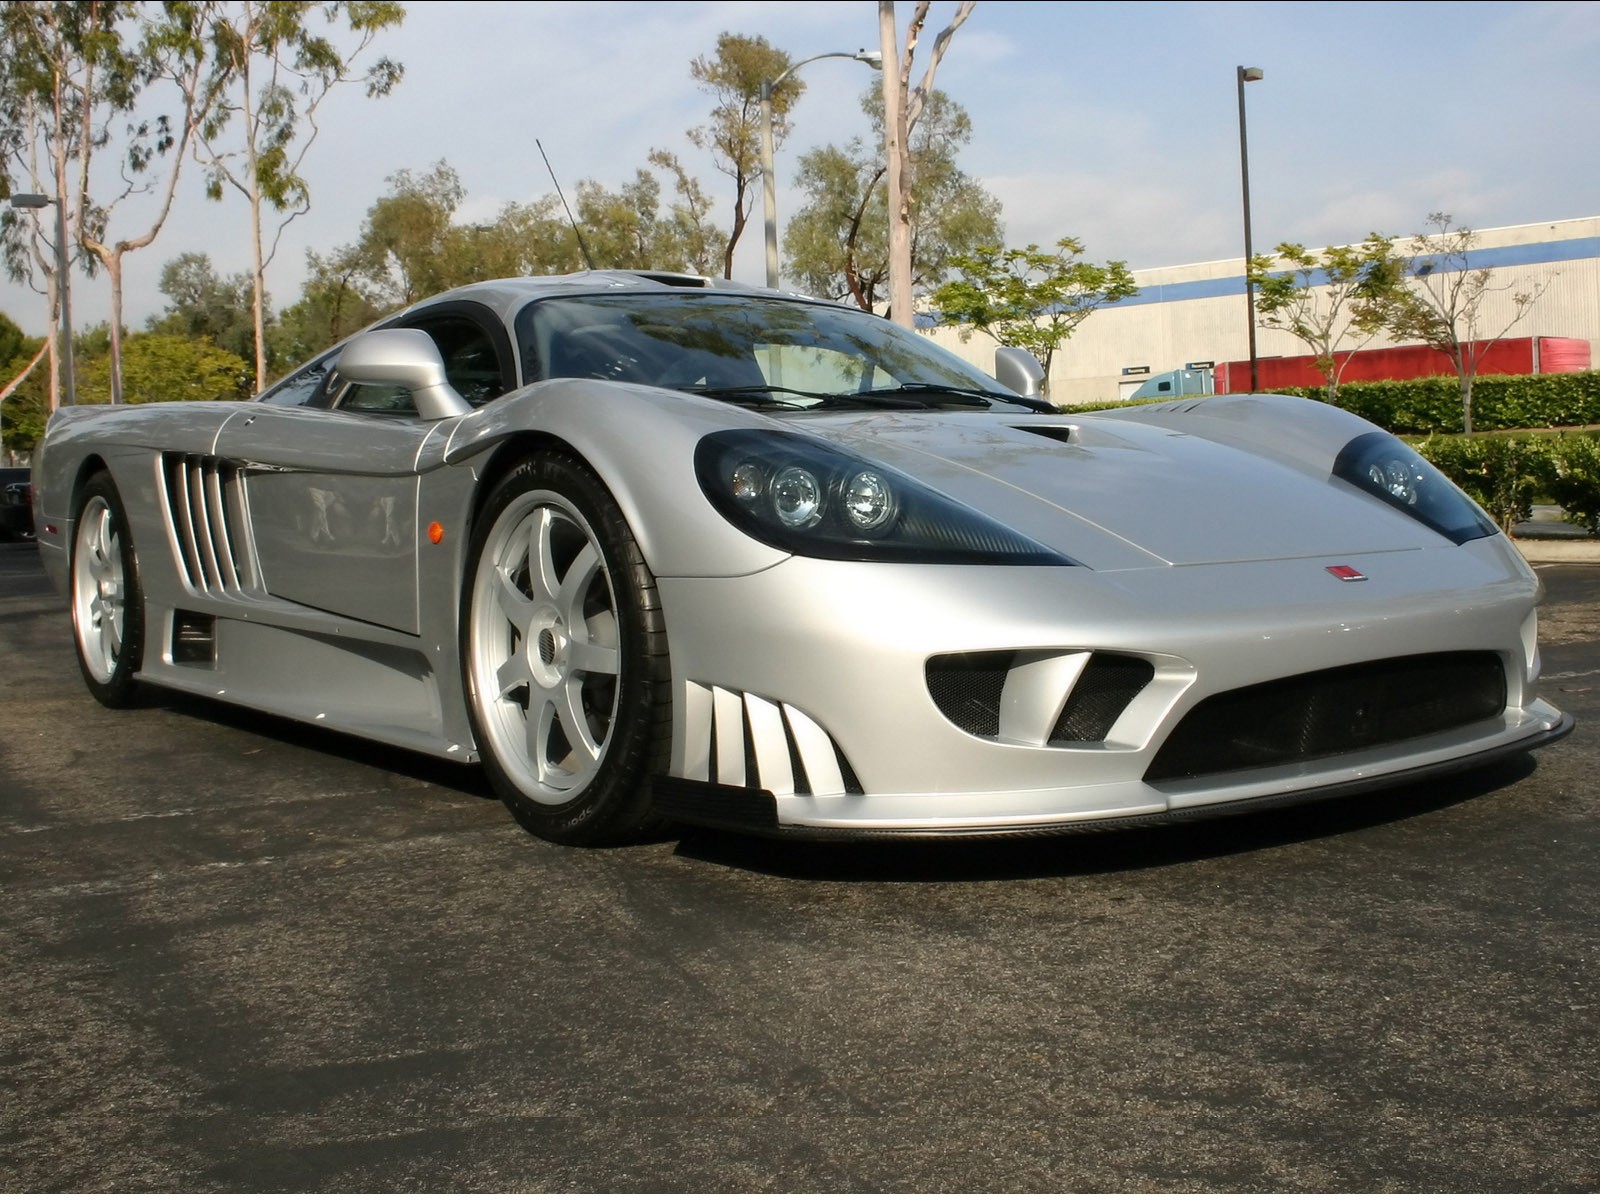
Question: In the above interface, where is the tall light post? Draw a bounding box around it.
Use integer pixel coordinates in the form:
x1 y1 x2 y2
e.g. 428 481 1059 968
761 48 882 289
1236 65 1263 392
9 192 75 407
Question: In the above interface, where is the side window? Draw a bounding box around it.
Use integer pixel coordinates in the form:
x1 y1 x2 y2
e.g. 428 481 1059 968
425 316 508 405
259 357 334 407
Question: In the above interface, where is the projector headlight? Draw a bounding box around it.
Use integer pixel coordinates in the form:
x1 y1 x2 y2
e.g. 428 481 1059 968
696 429 1074 564
1333 431 1496 544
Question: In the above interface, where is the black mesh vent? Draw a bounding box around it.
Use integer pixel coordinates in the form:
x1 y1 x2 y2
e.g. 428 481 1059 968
1146 652 1507 783
1051 655 1155 743
925 651 1014 738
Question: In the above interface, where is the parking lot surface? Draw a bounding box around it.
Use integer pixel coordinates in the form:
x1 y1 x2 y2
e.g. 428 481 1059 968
2 540 1597 1191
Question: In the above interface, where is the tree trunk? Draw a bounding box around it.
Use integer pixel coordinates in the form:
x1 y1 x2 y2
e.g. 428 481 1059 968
107 254 125 404
880 3 914 329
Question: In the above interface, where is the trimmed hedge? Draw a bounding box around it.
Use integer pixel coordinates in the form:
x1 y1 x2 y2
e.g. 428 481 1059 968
1275 370 1600 435
1414 431 1600 534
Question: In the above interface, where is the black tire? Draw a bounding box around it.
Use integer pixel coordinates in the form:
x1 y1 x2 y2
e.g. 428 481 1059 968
461 453 671 846
70 472 145 707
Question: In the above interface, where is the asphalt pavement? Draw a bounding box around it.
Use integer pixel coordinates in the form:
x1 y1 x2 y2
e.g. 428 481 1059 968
1 540 1596 1192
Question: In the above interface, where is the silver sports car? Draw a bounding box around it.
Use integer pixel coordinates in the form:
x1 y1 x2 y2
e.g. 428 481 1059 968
32 271 1572 844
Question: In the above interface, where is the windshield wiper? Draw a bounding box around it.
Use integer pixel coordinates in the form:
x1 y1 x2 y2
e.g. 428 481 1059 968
681 384 827 409
684 381 1054 414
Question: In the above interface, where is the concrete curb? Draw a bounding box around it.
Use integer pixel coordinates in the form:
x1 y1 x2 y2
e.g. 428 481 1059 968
1512 537 1600 565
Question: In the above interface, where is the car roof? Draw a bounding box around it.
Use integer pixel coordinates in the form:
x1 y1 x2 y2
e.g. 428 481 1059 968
389 270 839 326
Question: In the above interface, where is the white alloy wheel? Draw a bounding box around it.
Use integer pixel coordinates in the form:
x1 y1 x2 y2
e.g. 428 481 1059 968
70 474 144 707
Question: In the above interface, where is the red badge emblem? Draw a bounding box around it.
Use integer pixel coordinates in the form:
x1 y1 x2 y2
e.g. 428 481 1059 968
1326 565 1367 581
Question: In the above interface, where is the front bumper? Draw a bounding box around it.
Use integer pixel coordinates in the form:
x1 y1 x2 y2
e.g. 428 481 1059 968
652 536 1570 835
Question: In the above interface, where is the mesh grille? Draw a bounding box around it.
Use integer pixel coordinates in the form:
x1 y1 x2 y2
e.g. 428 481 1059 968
1146 652 1507 783
925 651 1014 738
926 651 1154 745
1051 654 1155 743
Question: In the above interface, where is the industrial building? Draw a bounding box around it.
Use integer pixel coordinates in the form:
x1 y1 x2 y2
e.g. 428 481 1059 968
925 215 1600 408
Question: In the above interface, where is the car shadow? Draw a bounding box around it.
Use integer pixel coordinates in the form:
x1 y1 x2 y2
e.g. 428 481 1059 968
668 755 1537 883
151 688 499 799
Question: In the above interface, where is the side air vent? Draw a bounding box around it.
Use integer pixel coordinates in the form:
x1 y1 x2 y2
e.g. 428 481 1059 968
1146 652 1507 782
171 610 217 665
676 683 862 798
926 650 1155 746
161 454 261 596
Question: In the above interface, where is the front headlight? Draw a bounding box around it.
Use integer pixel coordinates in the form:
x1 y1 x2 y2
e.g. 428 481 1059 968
1332 431 1496 544
696 429 1075 564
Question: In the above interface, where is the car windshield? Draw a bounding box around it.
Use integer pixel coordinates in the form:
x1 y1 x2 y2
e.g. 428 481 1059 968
517 291 1031 411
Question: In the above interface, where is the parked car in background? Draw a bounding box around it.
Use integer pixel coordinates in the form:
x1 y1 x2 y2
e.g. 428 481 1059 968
0 467 35 541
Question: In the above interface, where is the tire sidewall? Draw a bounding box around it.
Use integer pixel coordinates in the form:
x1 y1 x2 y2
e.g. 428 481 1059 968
70 472 144 707
461 453 667 845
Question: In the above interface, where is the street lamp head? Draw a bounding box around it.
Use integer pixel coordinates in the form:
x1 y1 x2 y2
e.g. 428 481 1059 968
8 193 54 210
1239 65 1264 83
856 49 884 70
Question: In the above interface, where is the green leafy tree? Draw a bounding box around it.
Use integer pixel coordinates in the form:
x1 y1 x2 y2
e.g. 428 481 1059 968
686 32 801 278
0 312 48 461
73 2 226 405
195 0 405 388
1375 212 1551 434
0 0 143 409
147 251 261 377
784 88 1000 313
647 149 721 277
932 238 1138 394
1247 235 1404 405
74 330 250 404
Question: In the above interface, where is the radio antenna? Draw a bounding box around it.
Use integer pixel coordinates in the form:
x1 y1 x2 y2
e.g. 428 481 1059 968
537 139 596 271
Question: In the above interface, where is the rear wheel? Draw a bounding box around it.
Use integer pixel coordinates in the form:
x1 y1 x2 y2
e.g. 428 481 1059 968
462 453 671 845
70 472 144 707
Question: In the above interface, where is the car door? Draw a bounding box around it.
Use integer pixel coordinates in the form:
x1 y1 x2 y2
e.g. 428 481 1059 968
216 304 516 635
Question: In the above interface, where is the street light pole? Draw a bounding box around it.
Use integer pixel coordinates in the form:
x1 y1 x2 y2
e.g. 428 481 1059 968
9 192 75 407
761 49 882 289
1236 65 1263 393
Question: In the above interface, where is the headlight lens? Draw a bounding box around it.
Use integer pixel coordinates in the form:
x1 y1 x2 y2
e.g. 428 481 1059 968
696 429 1075 564
1333 431 1496 544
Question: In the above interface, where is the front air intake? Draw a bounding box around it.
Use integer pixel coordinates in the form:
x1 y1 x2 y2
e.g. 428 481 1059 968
926 650 1155 746
1145 652 1507 782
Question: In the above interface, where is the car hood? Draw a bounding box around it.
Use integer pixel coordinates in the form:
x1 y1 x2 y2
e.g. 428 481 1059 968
801 411 1454 570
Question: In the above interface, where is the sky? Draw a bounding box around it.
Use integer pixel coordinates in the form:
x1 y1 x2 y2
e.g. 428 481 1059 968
4 0 1599 338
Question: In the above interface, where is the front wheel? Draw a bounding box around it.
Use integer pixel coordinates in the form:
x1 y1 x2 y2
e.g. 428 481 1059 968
461 454 671 846
70 472 145 707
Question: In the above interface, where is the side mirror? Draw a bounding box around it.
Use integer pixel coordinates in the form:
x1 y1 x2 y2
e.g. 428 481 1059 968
993 347 1046 402
336 329 472 420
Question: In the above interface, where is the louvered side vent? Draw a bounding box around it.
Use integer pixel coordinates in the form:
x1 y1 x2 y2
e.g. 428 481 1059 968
676 683 862 798
161 454 260 596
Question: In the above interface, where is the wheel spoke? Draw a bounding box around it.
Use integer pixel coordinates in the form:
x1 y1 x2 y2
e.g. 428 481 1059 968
491 561 535 632
530 507 563 601
565 636 619 677
495 653 532 702
554 540 600 621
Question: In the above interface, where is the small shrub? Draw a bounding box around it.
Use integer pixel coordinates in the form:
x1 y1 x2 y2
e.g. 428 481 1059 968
1546 434 1600 535
1414 434 1554 533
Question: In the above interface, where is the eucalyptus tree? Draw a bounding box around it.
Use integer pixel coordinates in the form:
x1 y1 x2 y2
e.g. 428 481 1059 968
878 0 975 328
194 0 405 386
783 88 1000 314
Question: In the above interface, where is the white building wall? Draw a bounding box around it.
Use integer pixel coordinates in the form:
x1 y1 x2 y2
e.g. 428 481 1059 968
925 216 1600 408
